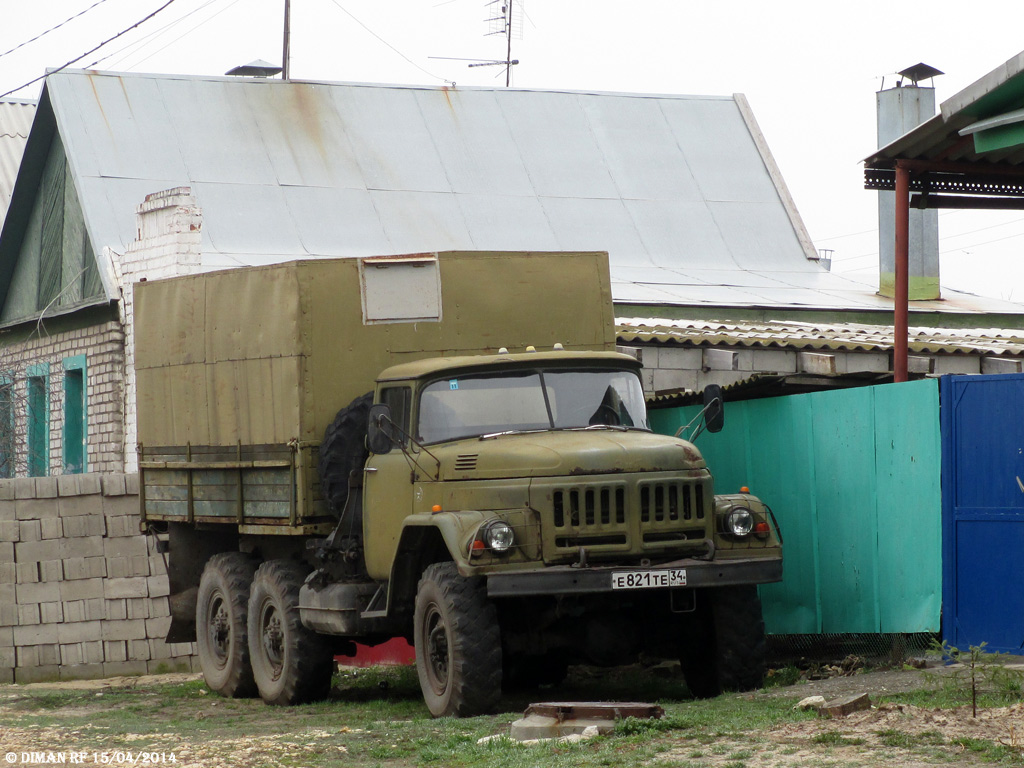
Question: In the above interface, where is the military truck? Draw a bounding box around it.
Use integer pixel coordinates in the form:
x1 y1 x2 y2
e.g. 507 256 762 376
136 250 782 717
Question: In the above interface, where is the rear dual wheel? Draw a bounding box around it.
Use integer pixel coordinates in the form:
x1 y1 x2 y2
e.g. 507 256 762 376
196 553 258 698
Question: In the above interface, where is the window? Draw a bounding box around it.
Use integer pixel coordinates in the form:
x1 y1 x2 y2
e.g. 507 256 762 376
0 376 13 479
63 355 86 474
380 386 411 445
27 363 49 477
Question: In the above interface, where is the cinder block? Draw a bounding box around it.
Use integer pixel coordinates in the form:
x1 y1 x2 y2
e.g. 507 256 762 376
0 541 12 562
102 619 147 642
750 348 798 373
35 477 58 498
907 355 935 374
657 347 703 370
39 559 63 582
16 645 39 667
82 640 104 664
126 598 151 620
105 598 128 621
844 352 889 373
18 519 42 543
125 474 140 495
60 643 85 666
128 639 150 660
61 536 104 559
982 356 1024 374
64 600 86 623
0 499 15 522
0 520 18 541
39 517 64 539
703 348 739 371
149 596 170 618
13 622 59 645
82 597 105 621
14 561 40 585
63 556 107 581
13 477 37 499
104 640 128 662
16 537 60 562
16 498 58 520
38 643 60 666
0 605 12 632
102 660 148 677
57 474 102 497
19 603 40 625
798 351 837 374
62 514 106 538
934 355 981 375
105 577 149 600
148 574 170 598
104 536 149 559
146 616 172 640
102 474 128 497
16 665 61 683
40 602 64 624
57 620 102 644
17 580 61 604
60 577 105 602
57 495 100 518
148 639 173 660
0 646 14 668
0 482 14 501
0 603 18 626
651 368 698 394
59 663 106 681
106 515 135 538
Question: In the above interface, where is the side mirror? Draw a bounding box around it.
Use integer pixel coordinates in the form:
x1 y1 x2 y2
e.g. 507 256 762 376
703 385 725 433
366 403 394 455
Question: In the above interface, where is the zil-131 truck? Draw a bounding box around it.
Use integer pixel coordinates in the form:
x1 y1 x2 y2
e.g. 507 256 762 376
135 250 782 717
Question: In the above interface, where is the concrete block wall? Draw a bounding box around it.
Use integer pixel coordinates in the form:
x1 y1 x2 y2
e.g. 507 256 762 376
622 342 995 395
0 473 196 683
0 321 125 476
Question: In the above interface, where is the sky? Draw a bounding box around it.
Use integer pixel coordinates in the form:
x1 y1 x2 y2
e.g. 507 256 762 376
2 0 1024 303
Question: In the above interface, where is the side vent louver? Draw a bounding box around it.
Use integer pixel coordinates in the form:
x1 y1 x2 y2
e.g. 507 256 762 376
455 454 479 471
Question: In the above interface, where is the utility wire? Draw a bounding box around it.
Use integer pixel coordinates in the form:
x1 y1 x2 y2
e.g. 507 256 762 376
86 0 221 69
0 0 179 99
0 0 115 61
326 0 455 85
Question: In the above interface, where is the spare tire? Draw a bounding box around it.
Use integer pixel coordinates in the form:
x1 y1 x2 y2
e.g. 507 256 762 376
318 392 373 516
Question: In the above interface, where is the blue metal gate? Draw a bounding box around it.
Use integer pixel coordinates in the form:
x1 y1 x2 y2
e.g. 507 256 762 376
941 373 1024 653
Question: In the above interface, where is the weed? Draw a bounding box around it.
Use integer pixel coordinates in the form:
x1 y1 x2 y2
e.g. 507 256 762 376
812 731 865 746
927 639 1024 716
763 666 802 687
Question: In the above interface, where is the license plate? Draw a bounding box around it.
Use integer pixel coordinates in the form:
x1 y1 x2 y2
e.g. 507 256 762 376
611 568 687 590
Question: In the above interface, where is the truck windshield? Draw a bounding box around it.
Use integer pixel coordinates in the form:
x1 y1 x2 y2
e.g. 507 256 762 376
417 369 648 444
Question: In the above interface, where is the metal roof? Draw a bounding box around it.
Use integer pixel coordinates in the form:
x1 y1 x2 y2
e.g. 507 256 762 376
0 100 34 231
1 68 958 315
618 316 1024 357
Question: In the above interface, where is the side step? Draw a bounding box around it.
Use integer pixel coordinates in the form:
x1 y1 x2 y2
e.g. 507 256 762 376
359 583 389 619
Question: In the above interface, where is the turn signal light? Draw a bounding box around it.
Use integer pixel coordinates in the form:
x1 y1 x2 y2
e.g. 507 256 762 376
471 539 486 551
754 521 770 534
431 504 442 513
740 486 750 494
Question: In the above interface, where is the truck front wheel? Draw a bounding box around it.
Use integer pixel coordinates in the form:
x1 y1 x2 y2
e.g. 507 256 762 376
680 585 767 698
414 562 502 717
196 552 258 698
247 560 335 705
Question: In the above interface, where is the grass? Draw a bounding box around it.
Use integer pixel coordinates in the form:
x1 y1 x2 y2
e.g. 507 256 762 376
3 664 1024 767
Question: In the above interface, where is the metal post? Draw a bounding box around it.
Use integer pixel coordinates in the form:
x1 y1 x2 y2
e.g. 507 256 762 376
894 162 910 382
282 0 291 81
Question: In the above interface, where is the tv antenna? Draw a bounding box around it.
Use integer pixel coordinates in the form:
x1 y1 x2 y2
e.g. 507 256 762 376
485 0 522 86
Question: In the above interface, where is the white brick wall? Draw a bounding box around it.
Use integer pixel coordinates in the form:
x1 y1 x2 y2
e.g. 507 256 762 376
117 187 203 472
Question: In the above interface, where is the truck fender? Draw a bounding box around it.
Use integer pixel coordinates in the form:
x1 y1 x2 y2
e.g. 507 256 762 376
387 512 485 614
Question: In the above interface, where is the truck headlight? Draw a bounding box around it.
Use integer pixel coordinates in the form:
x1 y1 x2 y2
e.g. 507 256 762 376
723 507 754 537
482 520 515 553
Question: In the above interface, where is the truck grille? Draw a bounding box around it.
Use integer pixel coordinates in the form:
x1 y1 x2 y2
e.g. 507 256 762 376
540 478 708 558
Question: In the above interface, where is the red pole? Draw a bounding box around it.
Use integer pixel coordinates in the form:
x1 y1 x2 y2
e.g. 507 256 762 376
894 162 910 383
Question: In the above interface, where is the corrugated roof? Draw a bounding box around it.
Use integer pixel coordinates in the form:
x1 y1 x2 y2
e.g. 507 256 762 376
0 99 34 231
618 316 1024 356
16 68 1008 316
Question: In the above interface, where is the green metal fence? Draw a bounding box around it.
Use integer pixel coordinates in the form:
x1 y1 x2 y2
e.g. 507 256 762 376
650 379 941 637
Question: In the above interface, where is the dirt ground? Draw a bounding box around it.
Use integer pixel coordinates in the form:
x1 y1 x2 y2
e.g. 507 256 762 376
2 662 1024 768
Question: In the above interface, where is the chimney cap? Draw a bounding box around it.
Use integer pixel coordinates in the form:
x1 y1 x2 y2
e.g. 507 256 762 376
898 63 944 85
225 59 283 78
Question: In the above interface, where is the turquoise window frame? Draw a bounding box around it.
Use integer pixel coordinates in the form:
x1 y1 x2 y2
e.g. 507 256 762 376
62 355 87 474
26 362 49 477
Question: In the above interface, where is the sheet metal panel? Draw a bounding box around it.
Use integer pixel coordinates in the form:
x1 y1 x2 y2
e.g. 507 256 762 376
623 200 734 268
193 181 304 256
651 379 941 635
282 186 389 257
369 190 474 254
0 100 33 226
941 374 1024 654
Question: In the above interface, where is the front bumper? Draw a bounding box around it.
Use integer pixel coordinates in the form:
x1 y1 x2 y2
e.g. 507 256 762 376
486 555 782 598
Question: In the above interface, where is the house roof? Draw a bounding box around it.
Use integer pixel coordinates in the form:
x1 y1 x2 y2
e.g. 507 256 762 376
0 99 34 231
618 316 1024 357
3 68 1021 319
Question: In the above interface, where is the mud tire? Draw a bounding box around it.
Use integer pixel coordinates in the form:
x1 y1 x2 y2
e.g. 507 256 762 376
680 585 766 698
247 560 335 705
196 552 258 698
318 392 373 516
414 562 502 717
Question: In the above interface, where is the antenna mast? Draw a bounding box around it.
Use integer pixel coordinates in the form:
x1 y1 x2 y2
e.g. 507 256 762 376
484 1 521 86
